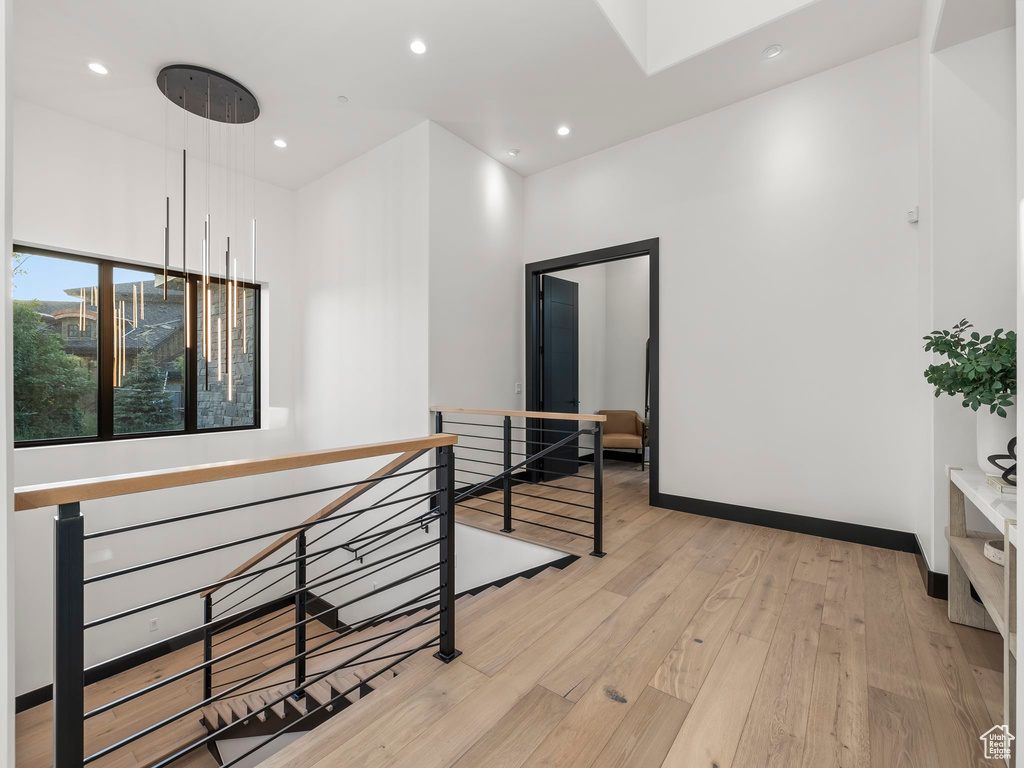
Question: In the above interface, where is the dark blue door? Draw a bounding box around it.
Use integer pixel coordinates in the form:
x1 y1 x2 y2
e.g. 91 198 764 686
541 274 580 477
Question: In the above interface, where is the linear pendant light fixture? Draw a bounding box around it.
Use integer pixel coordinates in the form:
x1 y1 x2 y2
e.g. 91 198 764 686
157 65 260 401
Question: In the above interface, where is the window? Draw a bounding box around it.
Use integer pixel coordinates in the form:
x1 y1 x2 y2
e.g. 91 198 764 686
13 252 99 442
197 282 258 429
13 247 260 446
112 266 186 436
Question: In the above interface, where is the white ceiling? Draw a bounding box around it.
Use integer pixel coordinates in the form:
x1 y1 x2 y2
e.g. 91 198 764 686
930 0 1014 52
595 0 825 75
15 0 921 190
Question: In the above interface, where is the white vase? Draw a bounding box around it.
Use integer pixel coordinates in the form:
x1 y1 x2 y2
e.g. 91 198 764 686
976 402 1016 477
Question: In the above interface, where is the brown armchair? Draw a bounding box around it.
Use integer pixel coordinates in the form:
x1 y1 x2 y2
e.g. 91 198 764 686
597 410 647 471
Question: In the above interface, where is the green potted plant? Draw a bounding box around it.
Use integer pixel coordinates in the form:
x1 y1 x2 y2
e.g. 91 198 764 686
923 319 1016 481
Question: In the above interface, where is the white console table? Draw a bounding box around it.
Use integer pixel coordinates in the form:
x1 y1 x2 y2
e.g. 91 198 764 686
947 469 1016 764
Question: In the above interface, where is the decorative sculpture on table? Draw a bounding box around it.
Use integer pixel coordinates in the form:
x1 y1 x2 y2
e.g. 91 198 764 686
987 436 1016 487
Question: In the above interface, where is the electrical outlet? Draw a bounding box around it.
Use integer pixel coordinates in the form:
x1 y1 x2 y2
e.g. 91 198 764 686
514 382 522 394
149 618 158 633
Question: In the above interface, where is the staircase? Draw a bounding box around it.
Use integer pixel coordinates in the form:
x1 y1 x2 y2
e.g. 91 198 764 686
198 579 553 765
34 420 598 768
199 589 490 734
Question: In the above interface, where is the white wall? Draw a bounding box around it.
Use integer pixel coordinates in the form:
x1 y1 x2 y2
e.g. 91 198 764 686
916 0 941 575
0 0 13 757
290 121 562 627
1017 0 1024 734
604 257 649 418
294 122 431 448
427 123 524 412
11 99 303 694
919 27 1017 571
525 41 922 533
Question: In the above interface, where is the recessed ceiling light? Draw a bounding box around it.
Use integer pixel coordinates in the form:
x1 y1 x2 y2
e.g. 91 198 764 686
337 95 349 104
508 149 520 157
410 40 427 55
273 138 287 148
557 125 571 137
762 44 783 59
87 62 109 75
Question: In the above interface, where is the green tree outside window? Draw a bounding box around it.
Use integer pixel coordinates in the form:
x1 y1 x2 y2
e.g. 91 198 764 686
114 348 180 434
12 301 94 441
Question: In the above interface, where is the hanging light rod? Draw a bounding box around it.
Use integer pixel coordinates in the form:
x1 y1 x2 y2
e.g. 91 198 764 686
155 63 260 399
156 64 260 123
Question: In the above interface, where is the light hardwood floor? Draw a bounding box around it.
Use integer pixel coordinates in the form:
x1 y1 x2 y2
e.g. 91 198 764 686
18 463 1005 768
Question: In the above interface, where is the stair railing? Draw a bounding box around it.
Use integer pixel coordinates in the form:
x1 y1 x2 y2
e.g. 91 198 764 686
17 434 459 768
429 407 606 557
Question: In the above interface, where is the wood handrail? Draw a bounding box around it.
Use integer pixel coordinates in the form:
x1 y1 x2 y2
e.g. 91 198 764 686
202 449 430 597
13 434 457 511
430 406 606 422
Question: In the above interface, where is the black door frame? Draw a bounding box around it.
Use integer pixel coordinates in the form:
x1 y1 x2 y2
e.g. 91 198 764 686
525 238 659 506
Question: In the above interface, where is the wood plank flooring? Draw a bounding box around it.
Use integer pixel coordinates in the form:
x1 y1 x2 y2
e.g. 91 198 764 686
17 463 1007 768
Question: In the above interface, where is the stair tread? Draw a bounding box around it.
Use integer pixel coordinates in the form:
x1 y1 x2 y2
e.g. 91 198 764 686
327 672 363 701
526 569 557 584
352 657 408 684
284 691 307 716
266 688 288 719
227 696 250 722
304 680 334 709
244 693 268 722
457 578 531 623
201 704 222 730
352 665 397 687
453 586 494 610
385 607 432 625
213 701 235 726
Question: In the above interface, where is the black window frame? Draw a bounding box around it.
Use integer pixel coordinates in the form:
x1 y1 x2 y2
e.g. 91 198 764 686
13 245 261 448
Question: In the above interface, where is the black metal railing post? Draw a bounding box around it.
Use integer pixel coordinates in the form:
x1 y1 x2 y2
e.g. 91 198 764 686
294 530 307 690
202 595 213 700
591 424 605 557
432 410 445 536
435 411 444 460
434 444 461 662
501 415 514 532
54 502 85 768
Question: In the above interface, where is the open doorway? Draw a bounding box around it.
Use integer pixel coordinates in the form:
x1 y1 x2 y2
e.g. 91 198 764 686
526 239 658 505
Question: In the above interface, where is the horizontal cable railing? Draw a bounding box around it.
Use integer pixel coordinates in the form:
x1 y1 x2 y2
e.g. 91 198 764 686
430 406 605 557
16 434 461 768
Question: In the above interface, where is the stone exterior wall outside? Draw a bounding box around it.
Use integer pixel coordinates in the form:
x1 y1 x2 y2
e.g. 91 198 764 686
197 286 257 428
